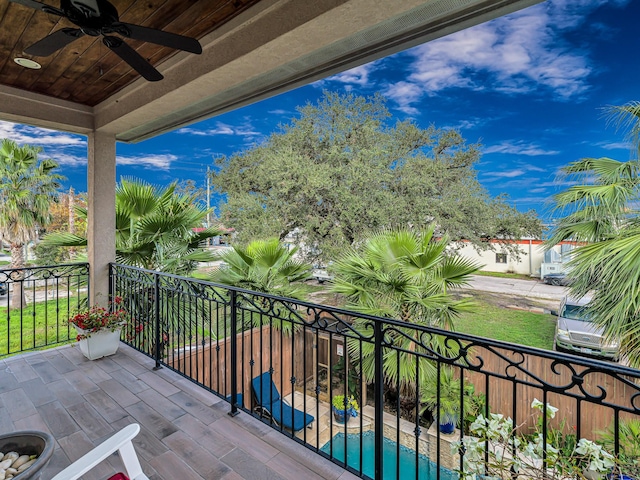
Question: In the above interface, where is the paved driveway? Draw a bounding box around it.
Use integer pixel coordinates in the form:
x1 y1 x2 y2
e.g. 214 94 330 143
463 275 568 301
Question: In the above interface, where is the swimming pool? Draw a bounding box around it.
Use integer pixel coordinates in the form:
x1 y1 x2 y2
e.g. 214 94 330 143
320 430 458 480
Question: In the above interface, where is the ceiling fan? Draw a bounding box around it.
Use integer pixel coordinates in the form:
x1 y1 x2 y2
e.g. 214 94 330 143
10 0 203 81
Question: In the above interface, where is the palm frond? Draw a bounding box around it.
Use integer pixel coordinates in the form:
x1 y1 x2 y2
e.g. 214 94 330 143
333 226 479 390
40 232 87 247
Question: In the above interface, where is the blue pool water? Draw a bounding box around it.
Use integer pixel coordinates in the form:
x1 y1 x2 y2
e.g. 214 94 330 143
320 430 458 480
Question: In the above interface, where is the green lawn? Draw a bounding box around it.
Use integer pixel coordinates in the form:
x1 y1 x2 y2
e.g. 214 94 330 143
454 299 556 350
0 281 555 356
474 270 536 281
0 301 79 355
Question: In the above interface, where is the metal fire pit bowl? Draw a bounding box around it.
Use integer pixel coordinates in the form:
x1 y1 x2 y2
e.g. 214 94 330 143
0 431 54 480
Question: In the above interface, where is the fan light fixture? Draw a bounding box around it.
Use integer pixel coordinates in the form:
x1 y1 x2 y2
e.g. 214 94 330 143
9 0 202 82
14 57 42 69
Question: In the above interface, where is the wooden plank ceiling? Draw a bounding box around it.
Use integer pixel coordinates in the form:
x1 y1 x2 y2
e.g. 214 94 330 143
0 0 262 106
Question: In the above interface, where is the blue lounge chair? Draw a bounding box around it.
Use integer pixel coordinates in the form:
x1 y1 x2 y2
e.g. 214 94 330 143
251 372 314 432
226 393 244 408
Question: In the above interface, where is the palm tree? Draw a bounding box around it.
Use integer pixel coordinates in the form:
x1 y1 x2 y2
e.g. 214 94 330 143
211 238 312 297
548 102 640 366
0 139 64 306
547 157 640 246
209 238 313 333
420 365 473 430
43 178 224 355
44 178 222 274
608 100 640 149
330 227 479 397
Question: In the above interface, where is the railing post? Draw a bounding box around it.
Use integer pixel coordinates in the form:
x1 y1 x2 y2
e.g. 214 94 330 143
153 272 162 371
229 289 239 417
374 319 384 479
107 263 112 303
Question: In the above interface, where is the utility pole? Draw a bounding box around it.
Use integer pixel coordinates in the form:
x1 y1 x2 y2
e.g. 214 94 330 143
206 166 211 228
69 186 76 258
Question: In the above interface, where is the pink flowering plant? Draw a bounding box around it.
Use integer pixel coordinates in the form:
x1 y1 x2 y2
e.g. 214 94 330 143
68 297 130 340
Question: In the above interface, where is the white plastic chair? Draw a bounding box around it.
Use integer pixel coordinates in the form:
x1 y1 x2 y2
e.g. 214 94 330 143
52 423 149 480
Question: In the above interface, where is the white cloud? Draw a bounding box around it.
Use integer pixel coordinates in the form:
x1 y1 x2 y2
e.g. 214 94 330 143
595 141 633 150
452 118 485 130
382 0 617 113
481 162 552 186
484 141 560 156
383 82 423 115
207 124 235 135
484 169 527 179
0 120 85 147
499 178 578 189
268 109 291 115
0 121 88 169
46 152 87 167
177 121 261 138
329 64 374 86
116 154 177 170
509 195 554 205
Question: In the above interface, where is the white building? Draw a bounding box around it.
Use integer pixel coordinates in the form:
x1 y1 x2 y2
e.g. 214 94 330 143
455 239 578 278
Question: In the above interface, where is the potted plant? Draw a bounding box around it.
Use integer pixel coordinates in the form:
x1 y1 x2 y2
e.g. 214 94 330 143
332 395 359 424
68 297 129 360
421 366 472 434
454 399 618 480
599 419 640 480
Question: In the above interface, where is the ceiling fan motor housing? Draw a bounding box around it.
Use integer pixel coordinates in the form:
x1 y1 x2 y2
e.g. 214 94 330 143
62 0 118 32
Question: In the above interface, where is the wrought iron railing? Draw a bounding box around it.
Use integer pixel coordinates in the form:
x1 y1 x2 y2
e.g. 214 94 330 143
111 263 640 480
0 263 89 357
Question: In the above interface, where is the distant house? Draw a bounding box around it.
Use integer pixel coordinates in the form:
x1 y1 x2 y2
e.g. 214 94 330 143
454 238 579 278
192 226 235 246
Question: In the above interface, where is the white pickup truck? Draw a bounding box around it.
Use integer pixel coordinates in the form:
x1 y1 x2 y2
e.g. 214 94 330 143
312 269 333 284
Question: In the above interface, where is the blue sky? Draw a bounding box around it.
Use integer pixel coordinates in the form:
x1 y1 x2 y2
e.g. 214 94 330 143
0 0 637 221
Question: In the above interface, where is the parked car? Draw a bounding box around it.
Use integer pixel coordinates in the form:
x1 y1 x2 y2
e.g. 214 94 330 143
0 282 6 296
312 263 333 284
554 296 619 360
312 269 333 284
543 273 571 286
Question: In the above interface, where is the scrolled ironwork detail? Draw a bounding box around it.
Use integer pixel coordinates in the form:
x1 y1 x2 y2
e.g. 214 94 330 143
0 263 89 283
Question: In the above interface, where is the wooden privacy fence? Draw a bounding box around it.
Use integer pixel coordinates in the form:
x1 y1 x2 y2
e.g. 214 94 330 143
463 344 640 437
165 326 315 406
165 320 639 440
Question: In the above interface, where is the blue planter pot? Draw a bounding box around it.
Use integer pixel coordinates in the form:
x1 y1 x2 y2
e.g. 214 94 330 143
439 421 455 434
332 406 357 424
607 473 635 480
333 407 349 424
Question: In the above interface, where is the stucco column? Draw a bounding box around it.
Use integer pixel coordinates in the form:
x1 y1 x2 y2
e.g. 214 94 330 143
87 131 116 306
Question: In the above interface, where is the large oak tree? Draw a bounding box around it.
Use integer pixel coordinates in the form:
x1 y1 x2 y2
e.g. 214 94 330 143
212 92 541 263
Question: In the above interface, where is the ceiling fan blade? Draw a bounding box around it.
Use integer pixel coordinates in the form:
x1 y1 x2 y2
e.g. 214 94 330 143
8 0 64 15
70 0 100 17
117 23 202 54
103 36 163 82
24 28 84 56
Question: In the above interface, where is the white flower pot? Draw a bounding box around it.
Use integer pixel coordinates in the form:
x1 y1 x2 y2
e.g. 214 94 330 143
583 469 602 480
75 326 122 360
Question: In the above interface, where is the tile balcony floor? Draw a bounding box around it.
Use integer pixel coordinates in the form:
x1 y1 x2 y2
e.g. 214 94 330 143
0 344 360 480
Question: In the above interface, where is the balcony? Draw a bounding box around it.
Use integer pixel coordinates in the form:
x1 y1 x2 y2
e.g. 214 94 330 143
1 263 639 479
1 342 362 479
